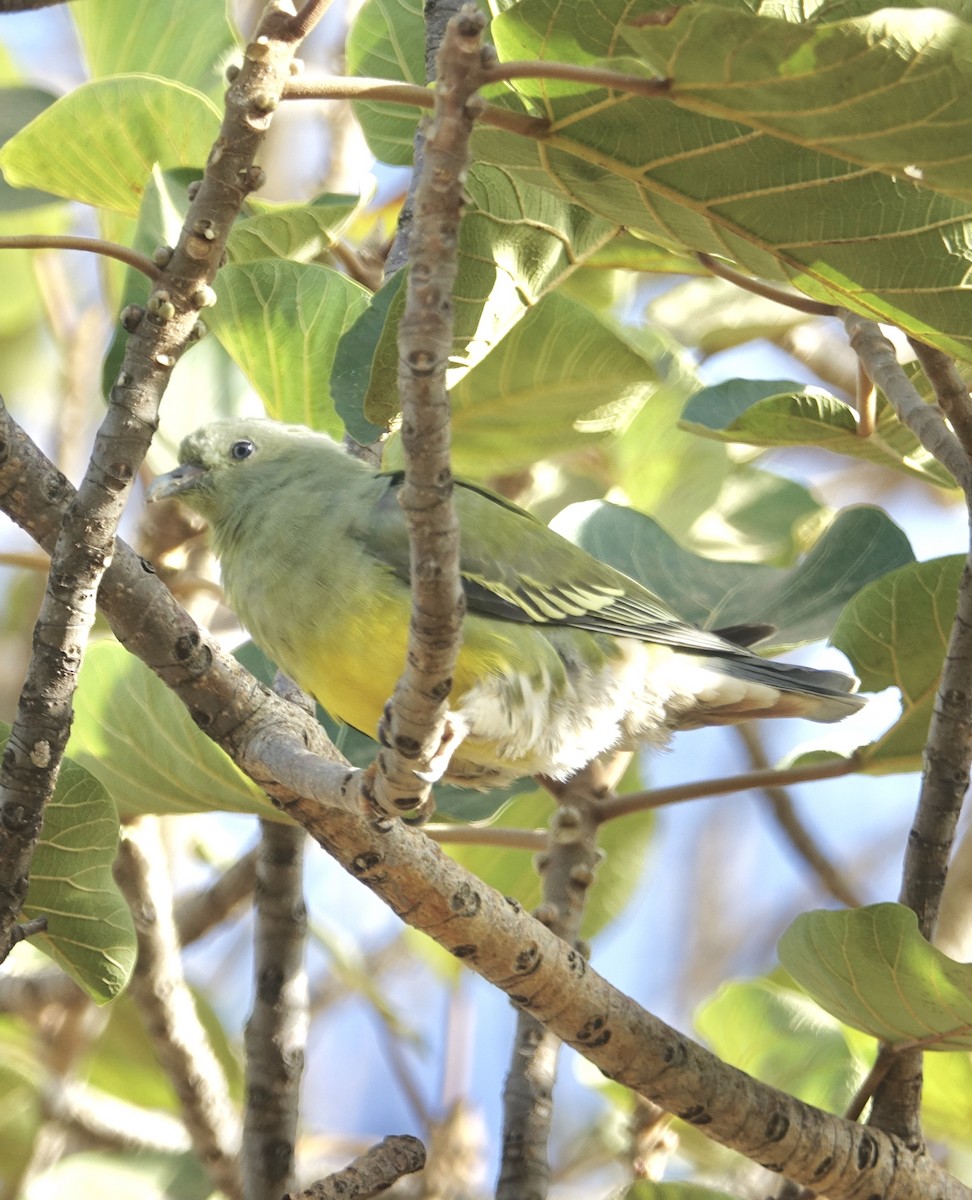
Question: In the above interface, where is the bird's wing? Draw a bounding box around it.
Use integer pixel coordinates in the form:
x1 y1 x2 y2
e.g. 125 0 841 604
353 473 748 658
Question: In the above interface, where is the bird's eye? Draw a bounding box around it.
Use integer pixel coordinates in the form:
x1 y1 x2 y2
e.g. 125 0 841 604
230 439 254 461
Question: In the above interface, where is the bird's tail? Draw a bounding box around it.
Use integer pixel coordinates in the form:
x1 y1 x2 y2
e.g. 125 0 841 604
672 653 865 729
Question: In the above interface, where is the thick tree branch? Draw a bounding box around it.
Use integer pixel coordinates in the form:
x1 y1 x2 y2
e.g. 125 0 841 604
373 7 490 816
1 409 970 1199
0 0 316 963
114 819 242 1199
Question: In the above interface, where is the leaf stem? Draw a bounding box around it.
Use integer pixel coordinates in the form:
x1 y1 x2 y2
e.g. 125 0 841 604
0 235 160 280
697 252 837 317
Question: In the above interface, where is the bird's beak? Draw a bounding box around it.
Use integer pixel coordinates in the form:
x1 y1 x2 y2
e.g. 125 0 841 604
145 463 207 503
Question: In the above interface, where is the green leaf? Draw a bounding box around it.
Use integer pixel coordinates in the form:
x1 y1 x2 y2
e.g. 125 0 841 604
553 501 914 650
448 293 666 477
0 725 135 1004
681 379 956 488
695 975 867 1112
0 86 61 211
623 4 972 205
204 260 372 436
346 0 425 164
0 76 220 215
484 0 972 363
330 267 406 441
72 0 238 100
358 164 618 421
227 193 362 264
779 903 972 1050
68 639 271 818
923 1051 972 1146
0 206 69 334
830 555 962 773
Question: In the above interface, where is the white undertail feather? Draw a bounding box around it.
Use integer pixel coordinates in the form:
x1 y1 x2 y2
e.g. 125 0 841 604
447 640 826 786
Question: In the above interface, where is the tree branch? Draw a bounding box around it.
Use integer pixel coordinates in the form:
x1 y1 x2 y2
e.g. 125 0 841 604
243 817 308 1200
908 338 972 462
841 311 970 490
842 316 972 1143
1 406 970 1199
283 75 549 139
114 819 242 1199
696 253 838 317
372 6 490 816
0 235 159 279
497 760 614 1200
285 1134 426 1200
0 0 316 963
596 754 860 822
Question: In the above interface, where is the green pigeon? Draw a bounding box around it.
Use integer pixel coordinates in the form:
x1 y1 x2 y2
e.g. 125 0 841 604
147 419 864 789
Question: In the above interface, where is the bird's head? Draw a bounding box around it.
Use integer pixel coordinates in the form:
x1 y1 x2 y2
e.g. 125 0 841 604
145 418 346 522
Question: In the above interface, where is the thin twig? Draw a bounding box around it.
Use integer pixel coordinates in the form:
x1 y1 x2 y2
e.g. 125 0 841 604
841 311 970 490
3 407 972 1200
0 235 160 280
285 1135 426 1200
697 252 837 317
596 754 860 823
427 823 547 850
283 75 549 138
735 725 862 909
370 6 489 816
481 59 670 98
115 819 242 1199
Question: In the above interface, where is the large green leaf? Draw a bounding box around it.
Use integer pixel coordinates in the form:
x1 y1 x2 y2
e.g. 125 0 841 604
351 164 618 431
447 293 669 477
0 726 136 1004
227 193 362 264
681 379 957 488
779 903 972 1050
346 0 425 164
0 85 61 212
204 260 372 435
830 555 962 773
695 975 867 1113
68 639 271 818
0 76 219 215
72 0 238 100
24 1150 210 1200
552 501 914 650
623 3 972 205
483 0 972 362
